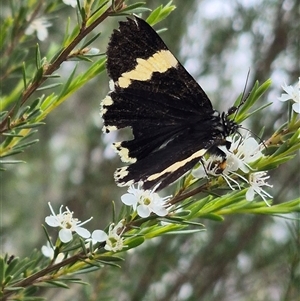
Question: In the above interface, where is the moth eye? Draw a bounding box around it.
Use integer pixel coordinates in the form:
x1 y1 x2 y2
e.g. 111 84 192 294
227 106 237 115
225 140 232 150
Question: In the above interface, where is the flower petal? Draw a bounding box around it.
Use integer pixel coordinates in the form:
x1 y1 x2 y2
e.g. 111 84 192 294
292 102 300 113
153 206 168 217
137 205 151 218
121 193 137 206
92 230 107 242
278 94 291 102
45 216 60 227
59 229 73 243
41 243 54 258
246 187 255 201
75 227 91 239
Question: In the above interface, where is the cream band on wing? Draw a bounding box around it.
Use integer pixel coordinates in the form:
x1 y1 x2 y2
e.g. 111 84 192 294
146 149 208 182
117 50 178 88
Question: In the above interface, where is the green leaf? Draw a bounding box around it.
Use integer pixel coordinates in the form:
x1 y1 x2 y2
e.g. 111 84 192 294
0 149 24 158
27 108 42 119
81 32 102 49
164 228 206 235
124 236 145 250
0 81 24 109
0 110 9 120
236 79 272 123
172 210 191 217
71 55 93 62
0 160 25 165
2 132 24 137
95 259 121 268
35 43 42 69
36 83 62 91
17 105 31 118
146 1 176 26
115 2 150 15
14 122 45 129
2 134 16 148
22 61 27 88
162 218 205 227
9 259 35 278
142 224 186 239
58 65 78 98
72 266 101 275
97 255 124 262
38 281 69 289
0 257 5 284
3 285 24 292
198 213 224 221
13 139 39 150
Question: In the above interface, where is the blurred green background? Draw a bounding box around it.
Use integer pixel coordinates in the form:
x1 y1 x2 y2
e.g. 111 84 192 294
1 0 299 300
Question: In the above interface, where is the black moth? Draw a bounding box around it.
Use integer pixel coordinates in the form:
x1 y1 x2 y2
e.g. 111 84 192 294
101 17 240 191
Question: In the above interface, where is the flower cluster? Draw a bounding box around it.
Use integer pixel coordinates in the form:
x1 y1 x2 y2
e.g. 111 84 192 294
25 17 52 41
278 78 300 113
90 220 126 252
45 203 92 243
192 135 273 204
121 183 170 218
24 1 79 41
43 184 172 258
44 203 125 257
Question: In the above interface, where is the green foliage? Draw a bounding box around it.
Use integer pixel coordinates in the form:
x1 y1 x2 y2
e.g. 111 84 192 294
0 0 299 300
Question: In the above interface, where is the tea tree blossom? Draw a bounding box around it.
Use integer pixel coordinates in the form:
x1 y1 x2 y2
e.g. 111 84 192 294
91 220 125 252
41 242 64 263
41 242 55 259
62 0 78 7
192 135 272 202
121 183 170 218
228 135 263 173
246 172 273 205
25 17 52 41
45 202 92 243
193 135 263 184
278 78 300 113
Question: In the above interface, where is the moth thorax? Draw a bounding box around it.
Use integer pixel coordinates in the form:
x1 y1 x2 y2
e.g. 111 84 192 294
221 112 238 137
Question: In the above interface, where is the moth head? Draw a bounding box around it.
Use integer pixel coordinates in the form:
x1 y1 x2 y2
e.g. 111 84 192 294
221 111 239 137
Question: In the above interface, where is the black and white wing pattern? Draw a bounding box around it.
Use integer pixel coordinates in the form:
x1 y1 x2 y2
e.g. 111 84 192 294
101 17 238 190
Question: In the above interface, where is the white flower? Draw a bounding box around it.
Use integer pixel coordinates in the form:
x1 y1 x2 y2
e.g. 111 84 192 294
193 135 265 191
228 135 263 173
193 135 263 186
278 78 300 113
90 220 125 252
121 183 170 218
192 154 243 190
45 202 92 243
41 242 55 259
246 172 273 205
41 242 64 263
25 18 52 41
63 0 78 7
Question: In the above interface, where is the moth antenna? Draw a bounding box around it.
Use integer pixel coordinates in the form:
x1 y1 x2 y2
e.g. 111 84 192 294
239 126 267 150
232 69 251 120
